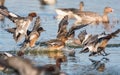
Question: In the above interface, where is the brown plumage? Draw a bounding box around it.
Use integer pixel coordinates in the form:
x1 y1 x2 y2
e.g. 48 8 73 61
57 15 68 39
55 1 84 19
80 29 120 56
0 52 65 75
74 7 113 24
17 16 45 56
45 39 65 50
0 8 37 42
0 0 8 21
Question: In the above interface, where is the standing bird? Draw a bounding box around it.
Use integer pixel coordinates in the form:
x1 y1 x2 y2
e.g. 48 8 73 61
80 29 120 56
18 16 45 56
55 1 84 19
74 7 113 24
0 8 37 42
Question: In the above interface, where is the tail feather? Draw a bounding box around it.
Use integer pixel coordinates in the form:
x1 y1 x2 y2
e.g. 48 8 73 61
104 29 120 39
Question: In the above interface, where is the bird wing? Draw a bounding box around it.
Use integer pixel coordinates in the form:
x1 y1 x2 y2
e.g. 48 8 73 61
32 16 41 31
5 27 16 34
0 7 20 22
57 15 68 33
66 22 91 37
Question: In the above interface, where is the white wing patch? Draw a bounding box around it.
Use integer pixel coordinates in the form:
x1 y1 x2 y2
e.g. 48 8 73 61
9 12 18 17
74 14 82 21
55 9 67 15
4 52 13 57
82 34 91 44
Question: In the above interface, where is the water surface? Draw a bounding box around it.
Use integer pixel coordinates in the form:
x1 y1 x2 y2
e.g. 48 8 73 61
0 0 120 75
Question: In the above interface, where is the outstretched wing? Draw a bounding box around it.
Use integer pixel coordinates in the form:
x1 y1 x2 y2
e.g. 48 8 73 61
58 15 68 33
66 22 91 37
32 16 41 31
0 6 20 22
5 27 16 34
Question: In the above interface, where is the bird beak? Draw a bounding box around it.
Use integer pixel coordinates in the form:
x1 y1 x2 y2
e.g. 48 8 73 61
111 9 114 12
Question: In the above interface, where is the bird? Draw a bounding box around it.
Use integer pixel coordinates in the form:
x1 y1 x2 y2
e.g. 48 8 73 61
17 16 45 56
73 7 113 24
0 8 37 42
39 0 57 5
77 30 88 45
45 15 89 51
55 1 84 19
0 0 8 22
64 21 92 47
66 22 90 40
45 39 66 50
78 30 102 47
0 52 66 75
43 15 68 51
80 29 120 56
57 15 91 40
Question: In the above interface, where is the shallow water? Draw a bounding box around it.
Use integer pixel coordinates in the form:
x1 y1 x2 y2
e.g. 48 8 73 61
0 0 120 75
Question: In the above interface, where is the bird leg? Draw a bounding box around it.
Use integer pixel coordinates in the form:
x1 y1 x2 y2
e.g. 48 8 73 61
97 48 110 56
102 50 110 56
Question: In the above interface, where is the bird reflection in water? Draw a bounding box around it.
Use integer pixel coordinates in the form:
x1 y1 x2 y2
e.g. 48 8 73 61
48 51 67 62
89 57 109 72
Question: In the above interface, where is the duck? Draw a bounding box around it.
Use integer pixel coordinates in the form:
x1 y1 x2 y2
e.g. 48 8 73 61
1 10 37 42
80 29 120 56
44 15 68 50
0 52 66 75
45 15 89 50
65 21 92 47
55 1 84 19
77 30 102 47
42 16 68 50
37 57 65 75
17 16 45 56
40 0 56 5
57 15 90 40
0 0 8 22
45 39 66 50
73 7 113 24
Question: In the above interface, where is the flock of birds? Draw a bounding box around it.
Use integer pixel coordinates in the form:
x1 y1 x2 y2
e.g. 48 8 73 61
0 0 120 75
